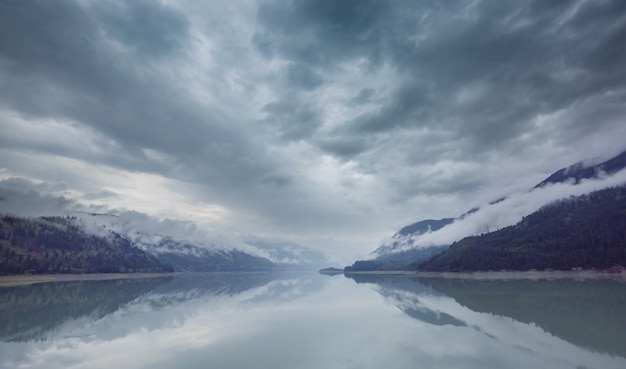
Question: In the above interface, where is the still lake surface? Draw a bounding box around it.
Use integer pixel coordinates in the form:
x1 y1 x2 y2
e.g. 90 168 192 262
1 273 625 369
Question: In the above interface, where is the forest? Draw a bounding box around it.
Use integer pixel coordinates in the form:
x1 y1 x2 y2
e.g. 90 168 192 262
415 185 626 272
0 215 174 275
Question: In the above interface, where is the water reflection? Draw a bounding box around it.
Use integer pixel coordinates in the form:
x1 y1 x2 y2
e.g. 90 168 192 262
420 277 626 358
0 277 172 342
348 274 626 360
349 274 467 327
1 272 625 369
0 273 322 343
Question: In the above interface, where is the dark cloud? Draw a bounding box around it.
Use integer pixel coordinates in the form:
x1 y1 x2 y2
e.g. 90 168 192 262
256 0 626 158
92 0 190 57
0 177 68 194
315 136 369 159
349 88 376 105
0 0 274 186
254 0 389 67
1 0 626 258
0 178 77 216
285 63 324 91
262 174 291 188
261 98 322 141
340 82 434 135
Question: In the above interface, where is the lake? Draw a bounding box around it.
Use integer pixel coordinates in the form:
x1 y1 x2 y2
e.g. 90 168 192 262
1 273 625 369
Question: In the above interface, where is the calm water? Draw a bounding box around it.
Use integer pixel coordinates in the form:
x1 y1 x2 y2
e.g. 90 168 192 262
1 273 625 369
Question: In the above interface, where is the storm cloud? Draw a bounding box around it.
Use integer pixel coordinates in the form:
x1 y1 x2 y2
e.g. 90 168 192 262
1 0 625 260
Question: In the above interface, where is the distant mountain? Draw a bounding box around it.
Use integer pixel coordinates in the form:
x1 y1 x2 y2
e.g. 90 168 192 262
370 218 453 258
127 233 326 272
0 214 310 274
359 150 626 271
416 185 626 272
65 213 328 272
362 218 454 271
143 239 276 272
0 215 174 275
535 150 626 188
242 237 330 270
345 245 449 273
129 235 276 272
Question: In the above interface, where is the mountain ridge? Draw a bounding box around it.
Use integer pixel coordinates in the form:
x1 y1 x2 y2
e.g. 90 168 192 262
0 213 328 274
415 185 626 272
350 150 626 272
0 215 174 275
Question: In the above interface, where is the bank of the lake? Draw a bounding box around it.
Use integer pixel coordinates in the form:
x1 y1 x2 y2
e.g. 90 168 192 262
414 269 626 280
0 272 177 287
343 268 626 281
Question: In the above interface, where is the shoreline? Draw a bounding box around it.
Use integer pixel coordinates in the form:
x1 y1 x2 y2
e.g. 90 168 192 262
0 272 176 287
414 269 626 281
343 268 626 281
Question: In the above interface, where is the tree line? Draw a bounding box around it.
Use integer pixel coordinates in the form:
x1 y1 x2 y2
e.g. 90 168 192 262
0 215 174 275
415 186 626 272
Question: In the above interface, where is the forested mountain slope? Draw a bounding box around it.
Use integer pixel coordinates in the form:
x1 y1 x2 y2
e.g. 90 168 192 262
416 186 626 272
0 215 174 275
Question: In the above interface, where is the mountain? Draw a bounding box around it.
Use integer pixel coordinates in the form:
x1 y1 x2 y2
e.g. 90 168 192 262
0 215 174 275
125 232 327 272
358 150 626 271
344 245 449 273
416 185 626 272
75 213 268 272
535 150 626 188
361 218 454 271
129 235 276 272
242 237 330 270
370 218 454 258
0 214 314 274
32 212 329 272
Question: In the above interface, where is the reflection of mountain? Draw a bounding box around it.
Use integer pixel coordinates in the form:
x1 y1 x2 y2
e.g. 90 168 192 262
401 306 465 327
346 274 465 327
0 277 171 341
347 274 626 359
244 273 326 304
420 277 626 358
143 273 288 309
0 272 322 343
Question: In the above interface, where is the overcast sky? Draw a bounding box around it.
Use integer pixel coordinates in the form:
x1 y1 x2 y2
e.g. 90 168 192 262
1 0 626 260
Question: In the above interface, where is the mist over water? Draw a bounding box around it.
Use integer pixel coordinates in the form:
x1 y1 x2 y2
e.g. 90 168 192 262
1 273 625 369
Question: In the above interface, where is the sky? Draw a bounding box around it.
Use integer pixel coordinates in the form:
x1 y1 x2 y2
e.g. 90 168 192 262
1 0 626 261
